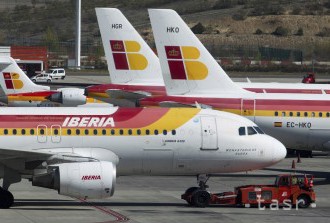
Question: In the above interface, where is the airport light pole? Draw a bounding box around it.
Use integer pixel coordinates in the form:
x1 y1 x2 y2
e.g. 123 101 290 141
75 0 81 69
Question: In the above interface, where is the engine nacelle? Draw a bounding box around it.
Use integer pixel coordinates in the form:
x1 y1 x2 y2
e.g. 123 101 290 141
48 88 86 106
32 161 116 199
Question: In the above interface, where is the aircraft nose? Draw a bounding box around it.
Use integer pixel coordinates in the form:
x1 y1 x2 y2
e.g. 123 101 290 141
271 137 287 163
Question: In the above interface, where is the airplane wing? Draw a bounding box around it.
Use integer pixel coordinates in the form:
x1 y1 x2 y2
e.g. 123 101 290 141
87 89 153 107
0 147 119 174
0 148 52 160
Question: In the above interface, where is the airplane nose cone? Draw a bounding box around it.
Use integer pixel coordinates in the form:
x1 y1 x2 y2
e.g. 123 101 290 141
271 138 287 163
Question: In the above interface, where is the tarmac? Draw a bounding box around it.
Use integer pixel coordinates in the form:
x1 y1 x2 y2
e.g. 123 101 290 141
1 156 330 223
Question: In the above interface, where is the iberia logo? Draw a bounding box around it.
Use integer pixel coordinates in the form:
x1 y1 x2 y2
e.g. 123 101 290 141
110 40 148 70
3 72 23 89
165 46 208 80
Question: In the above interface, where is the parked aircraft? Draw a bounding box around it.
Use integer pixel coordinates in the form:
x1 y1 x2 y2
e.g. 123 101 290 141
141 9 330 157
0 106 285 208
0 57 104 107
87 8 330 103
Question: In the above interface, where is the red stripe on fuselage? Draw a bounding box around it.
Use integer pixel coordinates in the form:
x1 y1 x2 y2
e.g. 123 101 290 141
140 96 330 111
0 108 170 128
8 91 58 97
245 88 324 94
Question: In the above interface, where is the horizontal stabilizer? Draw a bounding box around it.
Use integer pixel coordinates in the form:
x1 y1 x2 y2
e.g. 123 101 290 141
159 101 212 109
106 89 151 100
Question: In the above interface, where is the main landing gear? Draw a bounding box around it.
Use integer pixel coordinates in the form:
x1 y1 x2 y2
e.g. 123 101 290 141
183 174 211 207
0 167 21 209
0 187 14 209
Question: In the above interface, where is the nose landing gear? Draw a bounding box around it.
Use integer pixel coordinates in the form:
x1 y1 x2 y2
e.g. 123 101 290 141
182 174 211 207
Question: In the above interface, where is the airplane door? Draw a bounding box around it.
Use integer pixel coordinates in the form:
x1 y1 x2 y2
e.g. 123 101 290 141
37 125 47 143
51 125 61 143
241 99 255 121
200 116 218 150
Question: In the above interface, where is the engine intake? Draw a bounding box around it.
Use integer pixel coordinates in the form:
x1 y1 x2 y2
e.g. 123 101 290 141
32 161 116 199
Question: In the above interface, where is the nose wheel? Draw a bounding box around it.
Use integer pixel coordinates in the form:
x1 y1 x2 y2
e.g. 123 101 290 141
182 174 211 207
0 187 14 209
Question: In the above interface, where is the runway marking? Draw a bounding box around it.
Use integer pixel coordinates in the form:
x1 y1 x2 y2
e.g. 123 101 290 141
78 198 130 223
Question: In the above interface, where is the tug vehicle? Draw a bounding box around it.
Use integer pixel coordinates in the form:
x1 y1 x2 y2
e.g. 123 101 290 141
182 174 316 208
302 72 316 83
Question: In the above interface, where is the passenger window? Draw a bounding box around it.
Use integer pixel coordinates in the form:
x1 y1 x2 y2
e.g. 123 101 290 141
128 129 132 135
281 112 286 117
238 127 246 136
311 112 315 117
84 129 89 135
40 129 45 135
304 112 308 117
76 129 80 135
93 129 98 135
67 129 71 135
54 129 59 135
163 130 167 135
4 129 8 135
253 126 265 134
21 129 26 135
119 129 124 135
13 129 17 135
137 129 141 135
319 112 323 117
247 127 257 135
111 129 115 135
297 112 301 117
327 112 330 117
172 130 176 135
146 129 150 135
275 111 278 116
289 112 293 117
154 130 159 135
102 129 106 135
30 129 35 135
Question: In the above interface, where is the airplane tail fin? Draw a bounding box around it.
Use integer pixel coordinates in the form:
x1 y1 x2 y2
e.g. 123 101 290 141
0 56 49 95
95 8 163 85
148 9 249 95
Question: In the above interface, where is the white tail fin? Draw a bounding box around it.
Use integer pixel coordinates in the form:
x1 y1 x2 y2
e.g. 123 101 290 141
0 56 49 94
96 8 163 85
148 9 249 95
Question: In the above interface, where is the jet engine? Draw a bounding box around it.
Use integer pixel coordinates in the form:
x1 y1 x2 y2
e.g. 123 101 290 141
32 161 116 199
47 88 86 106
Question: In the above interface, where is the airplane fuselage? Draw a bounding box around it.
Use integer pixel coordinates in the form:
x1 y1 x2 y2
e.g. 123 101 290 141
0 107 284 177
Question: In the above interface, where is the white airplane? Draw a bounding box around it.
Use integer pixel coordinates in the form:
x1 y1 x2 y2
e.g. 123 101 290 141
0 57 105 107
144 8 330 157
86 8 330 102
0 106 285 208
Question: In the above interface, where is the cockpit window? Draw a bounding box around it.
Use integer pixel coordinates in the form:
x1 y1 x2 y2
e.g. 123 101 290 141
253 126 265 134
247 127 257 135
239 127 246 136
